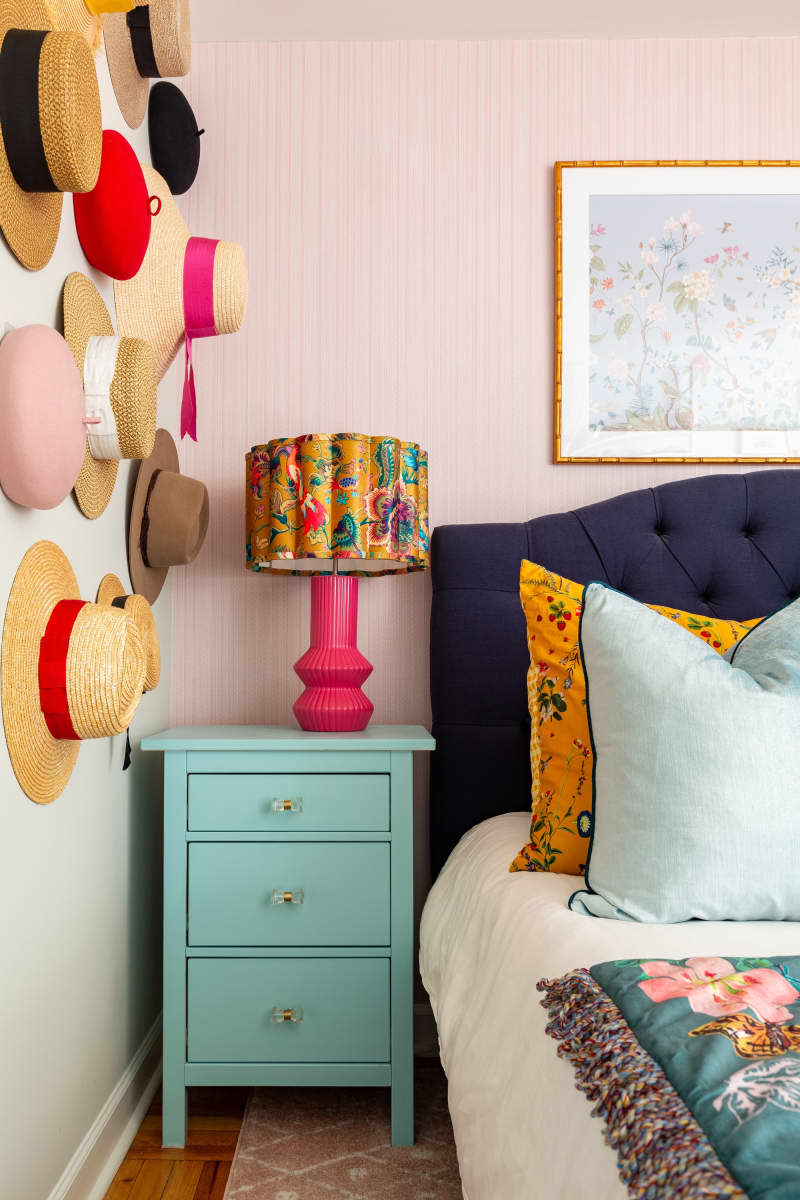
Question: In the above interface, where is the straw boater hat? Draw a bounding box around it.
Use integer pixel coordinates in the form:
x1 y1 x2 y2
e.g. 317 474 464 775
2 541 146 804
0 1 102 270
114 164 247 439
129 428 209 603
63 271 157 519
96 572 160 690
104 0 191 130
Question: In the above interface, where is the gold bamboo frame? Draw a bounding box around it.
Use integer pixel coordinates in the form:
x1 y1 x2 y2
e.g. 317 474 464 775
554 160 800 464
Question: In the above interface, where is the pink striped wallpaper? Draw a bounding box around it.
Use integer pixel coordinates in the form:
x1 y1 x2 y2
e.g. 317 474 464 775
172 38 800 862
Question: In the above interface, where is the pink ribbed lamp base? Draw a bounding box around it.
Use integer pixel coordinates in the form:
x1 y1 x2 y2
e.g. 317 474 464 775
293 574 374 732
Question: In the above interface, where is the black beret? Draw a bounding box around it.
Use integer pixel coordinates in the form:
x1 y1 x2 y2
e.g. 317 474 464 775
148 82 202 196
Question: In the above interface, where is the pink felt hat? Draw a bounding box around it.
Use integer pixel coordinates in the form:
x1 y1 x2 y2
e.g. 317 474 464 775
0 326 87 509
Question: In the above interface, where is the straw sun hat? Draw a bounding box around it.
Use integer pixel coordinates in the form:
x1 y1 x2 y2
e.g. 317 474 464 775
0 0 102 270
114 164 247 438
1 541 146 804
63 271 157 519
129 427 209 603
104 0 191 130
96 572 160 690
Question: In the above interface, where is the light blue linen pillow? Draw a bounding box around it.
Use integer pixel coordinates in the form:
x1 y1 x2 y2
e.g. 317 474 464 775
569 583 800 923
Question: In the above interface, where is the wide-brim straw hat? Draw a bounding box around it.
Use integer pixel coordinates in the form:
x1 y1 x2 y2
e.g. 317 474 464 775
48 0 148 54
114 164 248 380
129 427 209 603
0 2 102 270
104 0 191 130
96 571 160 690
2 540 146 804
63 271 157 519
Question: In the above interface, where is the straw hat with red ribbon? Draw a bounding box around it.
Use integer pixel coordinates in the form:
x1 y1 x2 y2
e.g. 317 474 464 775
114 164 248 442
1 541 147 804
0 0 103 270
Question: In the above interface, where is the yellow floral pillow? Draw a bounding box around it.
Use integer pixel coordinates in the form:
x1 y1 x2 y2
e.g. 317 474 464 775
509 561 760 876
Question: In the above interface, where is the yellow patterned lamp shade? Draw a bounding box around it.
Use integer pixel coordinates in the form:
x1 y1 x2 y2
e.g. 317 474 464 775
246 433 429 575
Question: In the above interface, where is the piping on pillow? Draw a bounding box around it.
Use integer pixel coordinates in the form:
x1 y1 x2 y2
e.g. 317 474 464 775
509 560 760 876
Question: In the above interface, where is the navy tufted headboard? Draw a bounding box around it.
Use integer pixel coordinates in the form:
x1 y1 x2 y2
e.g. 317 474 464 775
429 469 800 876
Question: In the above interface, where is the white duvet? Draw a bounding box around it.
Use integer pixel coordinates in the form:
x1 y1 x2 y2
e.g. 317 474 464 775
419 812 800 1200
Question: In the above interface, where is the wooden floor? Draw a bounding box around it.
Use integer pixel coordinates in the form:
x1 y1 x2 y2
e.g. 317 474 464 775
104 1087 248 1200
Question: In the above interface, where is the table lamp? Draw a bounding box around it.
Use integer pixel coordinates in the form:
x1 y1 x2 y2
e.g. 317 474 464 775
246 433 429 731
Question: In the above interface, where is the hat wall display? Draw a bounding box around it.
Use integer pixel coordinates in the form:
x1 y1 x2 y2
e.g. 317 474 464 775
0 5 102 270
63 272 157 519
96 573 160 690
0 325 87 508
2 541 146 803
129 428 209 603
114 165 248 440
74 131 158 280
148 80 202 195
104 0 191 130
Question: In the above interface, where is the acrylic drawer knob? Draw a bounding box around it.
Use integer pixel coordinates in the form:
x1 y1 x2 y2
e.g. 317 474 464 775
271 888 305 906
272 797 303 813
271 1005 304 1024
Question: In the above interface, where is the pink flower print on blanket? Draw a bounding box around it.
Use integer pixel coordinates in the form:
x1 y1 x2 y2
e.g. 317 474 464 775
638 957 799 1024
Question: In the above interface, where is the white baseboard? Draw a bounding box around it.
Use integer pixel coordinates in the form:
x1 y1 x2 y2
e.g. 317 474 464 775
48 1014 163 1200
414 1000 439 1058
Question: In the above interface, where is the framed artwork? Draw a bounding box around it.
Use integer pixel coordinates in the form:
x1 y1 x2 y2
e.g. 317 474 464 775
555 161 800 463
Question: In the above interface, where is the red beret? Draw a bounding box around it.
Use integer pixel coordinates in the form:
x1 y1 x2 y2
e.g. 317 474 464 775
73 131 154 281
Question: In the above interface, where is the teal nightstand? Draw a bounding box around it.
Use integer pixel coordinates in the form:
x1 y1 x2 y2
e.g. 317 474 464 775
141 725 434 1149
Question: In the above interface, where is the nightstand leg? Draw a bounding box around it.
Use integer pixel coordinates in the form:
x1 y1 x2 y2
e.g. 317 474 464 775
390 751 415 1146
162 751 188 1148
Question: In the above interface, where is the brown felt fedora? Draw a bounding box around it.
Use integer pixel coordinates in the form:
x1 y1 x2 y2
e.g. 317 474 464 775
128 427 208 603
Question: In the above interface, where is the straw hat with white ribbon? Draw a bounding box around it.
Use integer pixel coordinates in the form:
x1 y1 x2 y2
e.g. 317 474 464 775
104 0 191 130
96 572 160 690
0 0 102 269
1 541 147 803
63 271 157 519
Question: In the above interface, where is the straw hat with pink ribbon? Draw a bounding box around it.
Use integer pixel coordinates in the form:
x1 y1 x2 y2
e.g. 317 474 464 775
114 164 248 441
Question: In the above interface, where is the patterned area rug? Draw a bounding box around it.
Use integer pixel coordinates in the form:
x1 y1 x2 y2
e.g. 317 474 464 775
223 1061 462 1199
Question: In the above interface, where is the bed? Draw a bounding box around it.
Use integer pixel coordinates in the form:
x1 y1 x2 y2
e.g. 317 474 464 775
419 469 800 1200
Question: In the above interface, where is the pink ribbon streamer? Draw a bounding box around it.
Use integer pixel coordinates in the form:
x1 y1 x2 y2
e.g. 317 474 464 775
181 236 219 441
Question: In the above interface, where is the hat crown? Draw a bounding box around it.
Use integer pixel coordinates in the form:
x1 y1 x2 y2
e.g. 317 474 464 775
212 240 248 335
108 337 157 460
66 606 146 739
39 32 102 193
145 469 209 567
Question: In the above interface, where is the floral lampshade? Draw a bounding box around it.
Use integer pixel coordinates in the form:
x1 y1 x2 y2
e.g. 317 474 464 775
246 433 429 575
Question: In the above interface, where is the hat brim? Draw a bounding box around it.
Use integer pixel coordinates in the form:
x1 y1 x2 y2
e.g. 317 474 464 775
0 0 64 270
63 272 120 519
48 0 103 51
103 11 149 129
96 571 127 606
1 540 81 803
114 164 188 379
128 426 179 603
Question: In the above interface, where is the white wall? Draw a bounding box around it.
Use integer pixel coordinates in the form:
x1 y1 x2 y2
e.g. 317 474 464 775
191 0 800 41
0 51 176 1200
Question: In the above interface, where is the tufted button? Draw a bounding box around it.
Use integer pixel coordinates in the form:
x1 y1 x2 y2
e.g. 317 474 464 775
742 528 753 539
655 524 666 537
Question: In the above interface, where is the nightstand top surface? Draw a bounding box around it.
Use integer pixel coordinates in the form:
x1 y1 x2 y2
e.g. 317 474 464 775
141 724 435 752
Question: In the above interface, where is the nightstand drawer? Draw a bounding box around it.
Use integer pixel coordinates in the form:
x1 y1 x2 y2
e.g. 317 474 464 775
188 842 390 946
187 957 390 1062
188 774 390 832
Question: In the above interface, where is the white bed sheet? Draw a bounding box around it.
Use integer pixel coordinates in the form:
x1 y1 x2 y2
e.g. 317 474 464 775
420 812 800 1200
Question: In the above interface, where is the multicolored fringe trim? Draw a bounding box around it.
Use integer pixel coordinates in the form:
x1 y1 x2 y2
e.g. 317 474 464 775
537 969 747 1200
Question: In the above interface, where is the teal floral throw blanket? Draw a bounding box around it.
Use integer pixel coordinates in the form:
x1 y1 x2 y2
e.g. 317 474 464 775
538 957 800 1199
